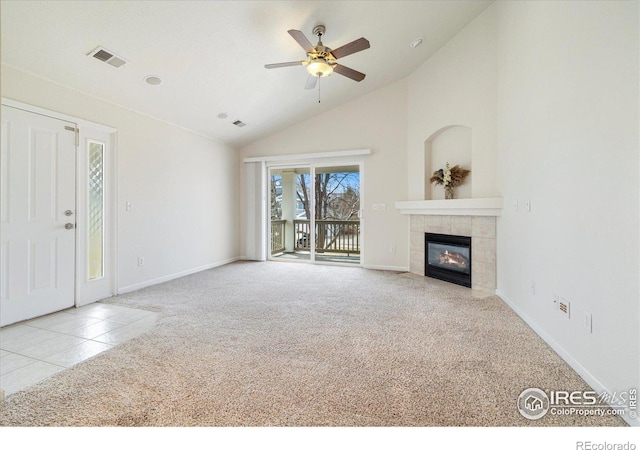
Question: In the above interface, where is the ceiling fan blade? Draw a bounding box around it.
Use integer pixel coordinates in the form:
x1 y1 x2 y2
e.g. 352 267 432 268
288 29 314 53
305 75 318 90
264 61 306 69
330 37 370 59
333 64 366 82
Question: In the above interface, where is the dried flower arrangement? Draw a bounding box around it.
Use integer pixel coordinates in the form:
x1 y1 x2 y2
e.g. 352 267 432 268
430 163 470 199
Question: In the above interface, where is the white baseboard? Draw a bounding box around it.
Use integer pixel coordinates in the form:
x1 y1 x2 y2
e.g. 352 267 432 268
117 257 240 295
362 264 409 272
497 290 639 427
241 257 408 272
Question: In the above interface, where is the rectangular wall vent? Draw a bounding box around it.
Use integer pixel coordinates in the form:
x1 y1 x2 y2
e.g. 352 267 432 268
559 301 569 314
554 296 571 318
88 47 128 68
233 120 247 128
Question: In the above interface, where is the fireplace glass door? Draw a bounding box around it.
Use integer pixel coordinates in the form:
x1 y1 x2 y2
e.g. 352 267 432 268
427 243 470 274
425 233 472 287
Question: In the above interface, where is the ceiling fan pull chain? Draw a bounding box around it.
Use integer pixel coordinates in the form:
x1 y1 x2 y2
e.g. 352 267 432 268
318 76 321 103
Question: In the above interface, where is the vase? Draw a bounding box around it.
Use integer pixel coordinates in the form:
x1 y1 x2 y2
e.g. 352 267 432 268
444 186 454 200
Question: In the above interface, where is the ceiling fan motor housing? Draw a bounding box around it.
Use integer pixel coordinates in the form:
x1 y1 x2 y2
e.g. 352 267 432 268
308 46 335 61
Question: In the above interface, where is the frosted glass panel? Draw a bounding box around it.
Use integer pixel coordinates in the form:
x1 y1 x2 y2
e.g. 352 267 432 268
88 141 104 280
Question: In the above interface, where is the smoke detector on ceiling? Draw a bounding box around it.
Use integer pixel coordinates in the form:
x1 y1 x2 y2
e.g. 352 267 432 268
144 75 162 86
88 47 128 68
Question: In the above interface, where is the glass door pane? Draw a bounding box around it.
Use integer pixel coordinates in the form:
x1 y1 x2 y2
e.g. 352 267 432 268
268 166 311 261
88 141 105 280
313 165 360 264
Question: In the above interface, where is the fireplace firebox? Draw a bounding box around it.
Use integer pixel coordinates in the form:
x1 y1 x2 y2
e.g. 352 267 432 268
425 233 472 288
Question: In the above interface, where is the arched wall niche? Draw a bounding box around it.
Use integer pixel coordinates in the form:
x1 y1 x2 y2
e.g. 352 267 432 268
424 125 472 200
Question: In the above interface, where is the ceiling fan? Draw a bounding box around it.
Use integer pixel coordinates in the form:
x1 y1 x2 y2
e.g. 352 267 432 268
265 25 370 90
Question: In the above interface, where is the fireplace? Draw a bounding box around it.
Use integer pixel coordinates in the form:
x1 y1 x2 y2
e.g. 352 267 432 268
425 233 472 288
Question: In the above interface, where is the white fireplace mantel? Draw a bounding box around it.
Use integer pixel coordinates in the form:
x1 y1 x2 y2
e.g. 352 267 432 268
395 198 503 216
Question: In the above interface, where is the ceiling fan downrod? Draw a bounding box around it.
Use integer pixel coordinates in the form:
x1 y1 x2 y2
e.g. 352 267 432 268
312 25 326 45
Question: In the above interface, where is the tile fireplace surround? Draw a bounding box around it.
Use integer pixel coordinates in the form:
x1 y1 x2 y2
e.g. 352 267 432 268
395 198 503 292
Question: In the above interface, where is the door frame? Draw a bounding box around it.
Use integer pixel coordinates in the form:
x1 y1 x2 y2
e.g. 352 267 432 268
265 157 365 267
2 98 118 308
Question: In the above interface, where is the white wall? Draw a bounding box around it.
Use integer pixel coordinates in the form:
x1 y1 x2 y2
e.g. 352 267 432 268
495 0 639 405
240 80 409 270
407 5 498 201
1 65 240 293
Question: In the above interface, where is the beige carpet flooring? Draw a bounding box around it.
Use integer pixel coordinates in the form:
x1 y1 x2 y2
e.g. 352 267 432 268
0 261 626 426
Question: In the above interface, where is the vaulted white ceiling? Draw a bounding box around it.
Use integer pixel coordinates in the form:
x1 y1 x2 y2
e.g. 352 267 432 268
1 0 492 147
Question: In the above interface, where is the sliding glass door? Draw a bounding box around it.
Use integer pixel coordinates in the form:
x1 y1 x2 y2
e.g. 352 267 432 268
268 164 361 265
313 165 360 264
269 166 311 262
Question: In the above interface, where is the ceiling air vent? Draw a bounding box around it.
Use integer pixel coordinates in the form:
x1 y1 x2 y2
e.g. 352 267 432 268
233 120 247 128
88 47 128 68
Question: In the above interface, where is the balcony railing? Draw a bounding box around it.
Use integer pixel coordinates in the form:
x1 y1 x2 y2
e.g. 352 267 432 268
271 219 286 254
294 220 360 255
270 219 360 255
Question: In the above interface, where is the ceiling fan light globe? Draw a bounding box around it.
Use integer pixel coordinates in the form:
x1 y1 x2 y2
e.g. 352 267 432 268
306 59 333 78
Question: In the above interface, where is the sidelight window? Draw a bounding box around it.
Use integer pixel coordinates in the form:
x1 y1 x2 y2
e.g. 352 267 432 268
87 140 105 280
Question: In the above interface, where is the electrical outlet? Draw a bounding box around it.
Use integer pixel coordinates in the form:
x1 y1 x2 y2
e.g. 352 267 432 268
126 201 133 211
137 256 145 266
531 281 536 295
390 245 396 254
524 198 531 212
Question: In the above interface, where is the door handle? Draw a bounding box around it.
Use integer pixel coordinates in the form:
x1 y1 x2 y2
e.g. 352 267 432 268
65 223 75 230
65 210 73 216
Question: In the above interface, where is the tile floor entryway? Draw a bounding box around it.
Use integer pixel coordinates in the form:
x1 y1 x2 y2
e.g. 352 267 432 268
0 303 158 397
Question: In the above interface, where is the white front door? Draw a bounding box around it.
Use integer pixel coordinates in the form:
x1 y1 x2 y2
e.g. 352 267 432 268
1 105 77 326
